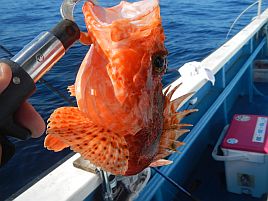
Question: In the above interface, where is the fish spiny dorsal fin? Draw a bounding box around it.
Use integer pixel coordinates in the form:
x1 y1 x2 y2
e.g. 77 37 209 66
152 84 198 165
67 85 76 97
45 107 129 175
150 159 173 167
163 85 172 97
166 85 180 100
170 93 194 113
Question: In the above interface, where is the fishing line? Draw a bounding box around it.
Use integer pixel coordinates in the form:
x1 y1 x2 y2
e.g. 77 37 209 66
226 0 259 40
0 44 75 106
38 78 75 106
0 44 14 57
152 167 200 201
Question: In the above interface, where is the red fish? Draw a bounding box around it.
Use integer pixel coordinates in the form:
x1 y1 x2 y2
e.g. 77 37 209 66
44 0 197 176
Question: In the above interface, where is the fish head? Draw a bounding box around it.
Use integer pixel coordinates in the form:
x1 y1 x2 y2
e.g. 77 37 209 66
77 0 168 135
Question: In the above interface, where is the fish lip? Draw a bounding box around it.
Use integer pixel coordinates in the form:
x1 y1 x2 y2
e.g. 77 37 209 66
85 0 159 26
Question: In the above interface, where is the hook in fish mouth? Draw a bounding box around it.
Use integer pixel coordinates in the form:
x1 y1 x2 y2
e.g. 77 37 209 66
60 0 94 45
61 0 97 21
61 0 82 21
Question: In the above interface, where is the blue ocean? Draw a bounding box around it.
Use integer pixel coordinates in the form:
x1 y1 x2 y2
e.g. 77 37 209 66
0 0 266 199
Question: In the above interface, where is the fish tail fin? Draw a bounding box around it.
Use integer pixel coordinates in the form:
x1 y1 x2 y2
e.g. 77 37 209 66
153 85 198 163
45 107 129 175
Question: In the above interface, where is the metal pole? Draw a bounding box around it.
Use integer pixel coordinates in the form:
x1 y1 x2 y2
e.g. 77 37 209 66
258 0 262 17
98 169 113 201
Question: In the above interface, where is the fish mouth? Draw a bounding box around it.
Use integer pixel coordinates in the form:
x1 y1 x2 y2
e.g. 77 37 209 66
85 0 159 26
79 0 166 136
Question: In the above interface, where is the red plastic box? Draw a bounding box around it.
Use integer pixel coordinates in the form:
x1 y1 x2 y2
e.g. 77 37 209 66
222 114 268 154
213 114 268 197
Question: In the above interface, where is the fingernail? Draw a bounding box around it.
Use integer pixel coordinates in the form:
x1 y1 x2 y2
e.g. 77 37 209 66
0 136 15 167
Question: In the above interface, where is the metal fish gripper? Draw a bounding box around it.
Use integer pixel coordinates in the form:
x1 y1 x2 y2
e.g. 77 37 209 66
0 0 83 163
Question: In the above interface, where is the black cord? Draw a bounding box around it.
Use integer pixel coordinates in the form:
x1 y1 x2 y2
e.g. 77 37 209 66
152 167 200 201
0 44 14 57
38 78 75 106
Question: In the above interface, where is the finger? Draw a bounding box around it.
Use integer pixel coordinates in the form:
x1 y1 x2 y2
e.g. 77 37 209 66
0 63 12 93
15 102 46 138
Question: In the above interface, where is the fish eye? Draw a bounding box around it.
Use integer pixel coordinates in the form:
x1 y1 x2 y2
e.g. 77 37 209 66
152 54 167 74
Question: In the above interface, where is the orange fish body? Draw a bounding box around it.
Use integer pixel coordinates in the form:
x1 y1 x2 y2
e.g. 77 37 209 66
45 0 196 176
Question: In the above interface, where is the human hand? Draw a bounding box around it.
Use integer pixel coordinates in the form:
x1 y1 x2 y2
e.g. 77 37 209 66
0 62 45 166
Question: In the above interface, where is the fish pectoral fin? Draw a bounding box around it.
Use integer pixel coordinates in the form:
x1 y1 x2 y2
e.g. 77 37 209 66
67 85 76 96
45 107 129 175
44 134 69 152
149 159 173 167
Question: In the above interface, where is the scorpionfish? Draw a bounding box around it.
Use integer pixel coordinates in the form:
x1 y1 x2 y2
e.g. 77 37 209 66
44 0 196 176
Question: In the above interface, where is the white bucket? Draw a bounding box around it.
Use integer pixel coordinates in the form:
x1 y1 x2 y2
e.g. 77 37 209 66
212 125 268 198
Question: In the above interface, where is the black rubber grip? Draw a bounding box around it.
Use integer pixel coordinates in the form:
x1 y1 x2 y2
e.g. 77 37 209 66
0 59 36 140
0 135 15 166
50 19 80 50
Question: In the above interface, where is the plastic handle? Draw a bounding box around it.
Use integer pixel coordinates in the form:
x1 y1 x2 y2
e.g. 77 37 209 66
0 59 36 140
212 125 247 161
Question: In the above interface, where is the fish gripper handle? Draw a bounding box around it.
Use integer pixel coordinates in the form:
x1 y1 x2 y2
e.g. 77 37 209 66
0 59 36 140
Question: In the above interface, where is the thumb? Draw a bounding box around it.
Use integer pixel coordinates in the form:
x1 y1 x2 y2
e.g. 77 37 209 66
0 63 12 94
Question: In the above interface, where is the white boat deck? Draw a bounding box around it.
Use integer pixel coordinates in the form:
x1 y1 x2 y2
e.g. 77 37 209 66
14 154 101 201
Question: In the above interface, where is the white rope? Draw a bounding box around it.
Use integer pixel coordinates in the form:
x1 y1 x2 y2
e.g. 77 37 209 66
226 0 259 40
